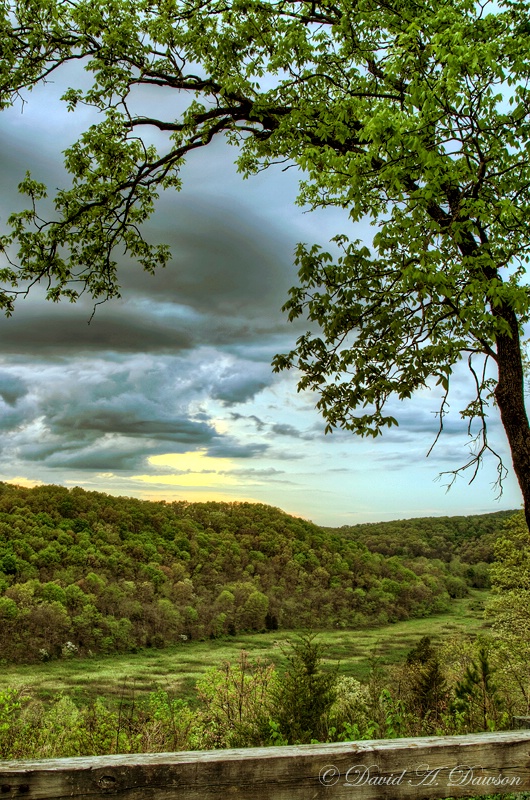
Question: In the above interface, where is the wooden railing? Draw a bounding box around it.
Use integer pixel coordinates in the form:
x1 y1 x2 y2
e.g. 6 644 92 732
2 730 530 799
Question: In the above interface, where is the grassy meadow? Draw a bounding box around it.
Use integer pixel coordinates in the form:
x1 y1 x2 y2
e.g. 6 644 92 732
1 590 489 707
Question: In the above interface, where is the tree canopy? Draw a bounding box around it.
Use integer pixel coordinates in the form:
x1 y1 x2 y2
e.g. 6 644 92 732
1 0 530 518
1 480 497 661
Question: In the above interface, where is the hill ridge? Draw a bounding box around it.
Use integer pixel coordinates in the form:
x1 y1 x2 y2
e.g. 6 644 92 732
0 482 516 663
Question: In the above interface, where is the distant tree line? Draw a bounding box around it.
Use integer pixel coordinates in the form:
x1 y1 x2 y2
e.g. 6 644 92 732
0 483 505 663
332 511 516 565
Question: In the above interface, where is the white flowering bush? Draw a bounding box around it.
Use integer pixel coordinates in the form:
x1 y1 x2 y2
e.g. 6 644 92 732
328 677 375 740
61 641 78 659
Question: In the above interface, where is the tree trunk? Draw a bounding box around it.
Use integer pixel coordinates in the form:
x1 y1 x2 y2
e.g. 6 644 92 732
494 305 530 530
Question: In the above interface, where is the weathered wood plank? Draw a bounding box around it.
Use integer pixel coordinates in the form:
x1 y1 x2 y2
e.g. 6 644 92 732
1 731 530 800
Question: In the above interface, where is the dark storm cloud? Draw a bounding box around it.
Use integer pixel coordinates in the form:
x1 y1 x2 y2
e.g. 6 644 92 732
0 308 195 355
0 131 290 472
1 126 298 360
46 407 215 443
55 453 145 471
0 109 306 481
30 443 151 471
125 201 296 318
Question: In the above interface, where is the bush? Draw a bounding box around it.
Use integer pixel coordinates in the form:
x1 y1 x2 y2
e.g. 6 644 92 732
195 651 277 748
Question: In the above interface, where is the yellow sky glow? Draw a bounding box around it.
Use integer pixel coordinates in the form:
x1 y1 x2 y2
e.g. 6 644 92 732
131 450 239 487
7 476 44 489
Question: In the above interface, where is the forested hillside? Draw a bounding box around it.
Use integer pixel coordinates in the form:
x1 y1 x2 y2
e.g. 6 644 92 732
330 511 516 565
0 483 512 663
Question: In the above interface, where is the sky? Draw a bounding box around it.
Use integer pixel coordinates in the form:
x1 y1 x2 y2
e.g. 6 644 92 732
0 69 523 527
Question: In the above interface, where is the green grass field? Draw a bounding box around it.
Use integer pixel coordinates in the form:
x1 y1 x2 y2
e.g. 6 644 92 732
1 591 490 705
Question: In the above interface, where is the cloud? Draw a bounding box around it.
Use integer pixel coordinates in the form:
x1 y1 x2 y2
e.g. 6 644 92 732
0 353 274 474
0 107 323 492
0 307 195 355
224 467 286 477
270 422 314 440
0 372 28 406
229 412 266 431
210 363 269 405
125 200 296 317
39 443 153 471
222 467 293 484
0 124 299 361
206 440 269 459
47 407 215 444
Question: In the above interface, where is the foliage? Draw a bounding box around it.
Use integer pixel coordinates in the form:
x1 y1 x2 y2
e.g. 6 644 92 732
410 656 448 726
0 481 501 663
195 651 277 748
0 687 200 758
390 636 448 734
3 512 530 754
0 630 520 760
335 509 516 566
406 635 437 666
0 514 525 760
486 513 530 709
328 676 375 741
487 513 530 635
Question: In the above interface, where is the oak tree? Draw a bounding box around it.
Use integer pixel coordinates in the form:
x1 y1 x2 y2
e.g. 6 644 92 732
1 0 530 519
